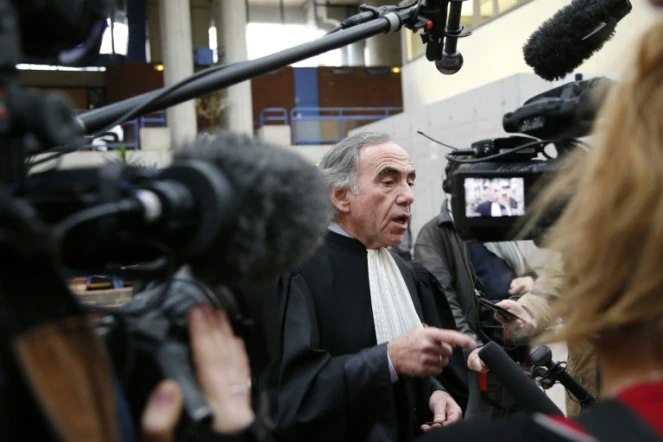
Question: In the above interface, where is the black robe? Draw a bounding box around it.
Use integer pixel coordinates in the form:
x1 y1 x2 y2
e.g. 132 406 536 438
261 232 468 442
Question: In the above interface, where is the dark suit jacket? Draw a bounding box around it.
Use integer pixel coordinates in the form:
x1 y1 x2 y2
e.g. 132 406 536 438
475 201 507 217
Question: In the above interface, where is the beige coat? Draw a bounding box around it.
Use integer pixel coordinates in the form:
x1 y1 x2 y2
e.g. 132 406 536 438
517 254 597 417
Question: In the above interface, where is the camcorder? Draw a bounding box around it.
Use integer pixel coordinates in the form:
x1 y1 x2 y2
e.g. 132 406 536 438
0 0 459 440
446 76 615 243
0 1 333 441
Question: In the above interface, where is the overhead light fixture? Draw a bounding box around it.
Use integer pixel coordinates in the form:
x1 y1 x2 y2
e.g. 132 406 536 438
392 67 401 74
155 64 164 72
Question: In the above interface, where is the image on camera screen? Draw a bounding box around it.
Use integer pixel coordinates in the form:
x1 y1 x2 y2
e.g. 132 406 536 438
464 177 525 218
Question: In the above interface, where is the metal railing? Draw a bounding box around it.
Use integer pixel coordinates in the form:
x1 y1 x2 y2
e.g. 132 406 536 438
74 105 397 149
256 106 401 145
258 107 289 127
73 110 167 150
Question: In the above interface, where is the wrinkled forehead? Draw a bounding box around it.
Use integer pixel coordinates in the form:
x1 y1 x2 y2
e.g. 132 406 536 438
359 142 414 173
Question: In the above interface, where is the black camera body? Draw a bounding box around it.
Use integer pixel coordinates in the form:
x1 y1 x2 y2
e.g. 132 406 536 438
447 76 615 243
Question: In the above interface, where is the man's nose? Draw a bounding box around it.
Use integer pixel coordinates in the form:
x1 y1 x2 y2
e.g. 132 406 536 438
397 183 415 206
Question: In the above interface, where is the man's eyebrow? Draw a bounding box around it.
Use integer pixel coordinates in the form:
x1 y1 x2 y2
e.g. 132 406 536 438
376 166 400 178
376 167 417 180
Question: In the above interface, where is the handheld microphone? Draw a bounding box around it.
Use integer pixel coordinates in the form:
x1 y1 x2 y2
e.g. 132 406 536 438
530 345 597 410
17 132 333 285
523 0 632 81
478 342 563 415
435 0 465 75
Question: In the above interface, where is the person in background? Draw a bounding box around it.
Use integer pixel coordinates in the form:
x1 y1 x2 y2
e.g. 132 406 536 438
417 13 663 440
414 176 538 419
494 253 599 417
392 218 413 261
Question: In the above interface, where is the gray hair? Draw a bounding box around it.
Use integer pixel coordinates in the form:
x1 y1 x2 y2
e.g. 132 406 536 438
319 132 391 193
319 132 392 216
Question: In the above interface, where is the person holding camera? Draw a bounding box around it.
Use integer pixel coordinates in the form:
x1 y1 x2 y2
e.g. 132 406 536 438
414 189 538 419
140 305 264 442
493 253 599 417
415 13 663 441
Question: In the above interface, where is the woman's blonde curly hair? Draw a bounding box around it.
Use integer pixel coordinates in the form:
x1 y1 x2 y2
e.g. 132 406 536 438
530 16 663 348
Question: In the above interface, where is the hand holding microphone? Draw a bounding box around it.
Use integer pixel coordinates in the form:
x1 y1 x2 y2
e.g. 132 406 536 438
467 348 489 373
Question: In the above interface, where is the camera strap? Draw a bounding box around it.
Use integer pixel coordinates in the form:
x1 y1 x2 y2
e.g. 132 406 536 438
574 400 660 442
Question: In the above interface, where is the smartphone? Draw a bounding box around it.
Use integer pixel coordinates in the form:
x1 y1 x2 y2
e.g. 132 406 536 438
478 297 523 322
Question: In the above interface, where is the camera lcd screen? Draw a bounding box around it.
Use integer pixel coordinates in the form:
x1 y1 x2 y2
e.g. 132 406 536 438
464 177 525 218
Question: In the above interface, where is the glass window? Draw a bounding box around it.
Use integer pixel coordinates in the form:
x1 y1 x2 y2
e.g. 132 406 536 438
241 24 344 67
100 19 128 56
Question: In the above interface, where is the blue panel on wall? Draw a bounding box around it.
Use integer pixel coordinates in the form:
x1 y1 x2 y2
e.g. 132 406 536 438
294 68 319 107
194 47 214 67
293 68 320 144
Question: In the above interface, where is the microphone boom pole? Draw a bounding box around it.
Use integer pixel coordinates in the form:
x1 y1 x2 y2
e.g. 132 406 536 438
78 10 411 135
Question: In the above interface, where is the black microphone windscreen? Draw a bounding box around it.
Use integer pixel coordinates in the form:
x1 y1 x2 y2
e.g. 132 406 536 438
478 342 563 415
174 133 333 285
523 0 632 81
435 53 464 75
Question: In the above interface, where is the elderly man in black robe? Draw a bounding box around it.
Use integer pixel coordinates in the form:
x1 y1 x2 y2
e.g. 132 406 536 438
263 132 476 442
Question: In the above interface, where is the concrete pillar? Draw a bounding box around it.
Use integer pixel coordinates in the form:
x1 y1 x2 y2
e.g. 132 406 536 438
340 46 350 66
191 1 212 49
348 41 366 66
160 0 198 146
213 0 254 136
364 0 402 66
147 1 162 63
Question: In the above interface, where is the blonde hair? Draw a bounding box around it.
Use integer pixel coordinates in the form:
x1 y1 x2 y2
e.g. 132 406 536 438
532 17 663 346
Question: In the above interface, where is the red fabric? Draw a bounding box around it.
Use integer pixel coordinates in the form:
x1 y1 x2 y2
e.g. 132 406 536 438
543 381 663 437
479 371 488 392
616 381 663 438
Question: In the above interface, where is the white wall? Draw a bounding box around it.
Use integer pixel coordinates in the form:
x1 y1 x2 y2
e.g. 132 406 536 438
401 0 661 111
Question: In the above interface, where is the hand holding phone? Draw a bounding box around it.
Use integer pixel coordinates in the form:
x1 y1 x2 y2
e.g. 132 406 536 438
478 297 524 322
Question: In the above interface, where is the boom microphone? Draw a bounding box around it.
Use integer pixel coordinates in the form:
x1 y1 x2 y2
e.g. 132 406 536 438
523 0 632 81
478 342 563 415
435 0 465 75
173 133 333 284
17 132 333 285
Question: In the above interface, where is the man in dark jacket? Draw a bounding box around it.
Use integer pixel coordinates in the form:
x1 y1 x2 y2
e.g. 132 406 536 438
263 133 474 442
414 196 537 419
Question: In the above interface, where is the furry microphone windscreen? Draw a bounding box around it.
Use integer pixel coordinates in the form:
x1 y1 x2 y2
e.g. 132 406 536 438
173 132 333 285
523 0 632 81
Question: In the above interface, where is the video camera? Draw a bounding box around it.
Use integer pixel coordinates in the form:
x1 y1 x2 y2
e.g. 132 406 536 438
445 75 615 243
0 0 466 440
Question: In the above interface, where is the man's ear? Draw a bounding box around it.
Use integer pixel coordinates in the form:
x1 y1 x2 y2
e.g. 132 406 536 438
330 187 351 214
